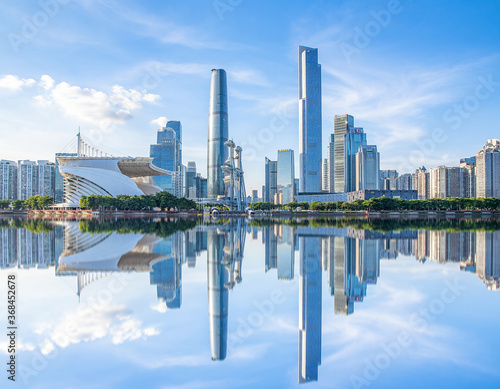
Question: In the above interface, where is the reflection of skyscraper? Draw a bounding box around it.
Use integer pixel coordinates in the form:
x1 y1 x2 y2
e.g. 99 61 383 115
264 226 278 271
207 230 229 360
150 257 182 309
298 236 322 383
475 231 500 290
333 236 353 315
299 46 322 193
207 69 229 199
277 225 295 280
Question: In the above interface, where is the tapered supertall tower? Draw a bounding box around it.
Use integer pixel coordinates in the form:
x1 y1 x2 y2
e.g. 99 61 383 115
299 46 322 193
207 69 229 198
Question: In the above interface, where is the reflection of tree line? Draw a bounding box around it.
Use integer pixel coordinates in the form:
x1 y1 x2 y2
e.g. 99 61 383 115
77 218 198 237
0 218 54 233
250 217 500 232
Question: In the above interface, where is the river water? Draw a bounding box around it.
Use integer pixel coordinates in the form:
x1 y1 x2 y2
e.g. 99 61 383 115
1 217 499 388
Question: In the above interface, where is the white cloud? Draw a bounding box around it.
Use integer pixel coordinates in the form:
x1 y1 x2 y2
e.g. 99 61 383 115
39 75 55 90
0 75 36 90
151 300 168 313
35 304 160 355
228 69 270 86
143 93 161 103
31 79 157 126
150 116 168 128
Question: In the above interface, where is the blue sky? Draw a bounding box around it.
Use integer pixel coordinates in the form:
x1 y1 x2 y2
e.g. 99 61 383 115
0 0 499 194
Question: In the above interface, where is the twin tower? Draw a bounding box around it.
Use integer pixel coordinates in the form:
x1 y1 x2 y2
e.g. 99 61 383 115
209 46 323 199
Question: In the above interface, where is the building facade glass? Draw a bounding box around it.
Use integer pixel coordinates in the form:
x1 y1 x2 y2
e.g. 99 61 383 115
207 69 229 198
277 149 295 204
299 46 322 193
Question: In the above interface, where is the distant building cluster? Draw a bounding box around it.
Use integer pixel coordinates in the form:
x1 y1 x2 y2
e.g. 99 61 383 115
150 120 207 199
412 139 500 199
0 159 56 201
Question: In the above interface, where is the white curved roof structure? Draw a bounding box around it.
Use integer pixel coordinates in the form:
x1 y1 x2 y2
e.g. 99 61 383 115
57 156 170 207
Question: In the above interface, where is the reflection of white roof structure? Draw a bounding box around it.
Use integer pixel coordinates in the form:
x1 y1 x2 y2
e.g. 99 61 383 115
57 156 170 207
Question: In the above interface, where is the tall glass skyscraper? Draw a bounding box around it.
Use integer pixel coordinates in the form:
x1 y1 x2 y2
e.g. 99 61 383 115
277 149 295 204
264 157 277 203
150 121 182 193
334 115 367 192
207 69 229 199
334 114 353 193
299 46 322 194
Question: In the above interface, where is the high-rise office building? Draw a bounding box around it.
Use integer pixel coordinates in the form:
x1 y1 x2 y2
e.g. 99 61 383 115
264 157 277 203
355 145 380 191
327 134 334 192
321 158 329 192
379 169 398 191
334 115 367 192
396 173 413 191
193 174 208 199
345 128 367 192
207 69 229 199
185 162 197 198
334 114 353 192
299 46 322 193
476 139 500 198
0 160 17 201
150 122 182 195
277 149 295 204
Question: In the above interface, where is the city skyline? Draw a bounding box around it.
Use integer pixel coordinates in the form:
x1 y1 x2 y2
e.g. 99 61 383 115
1 1 499 195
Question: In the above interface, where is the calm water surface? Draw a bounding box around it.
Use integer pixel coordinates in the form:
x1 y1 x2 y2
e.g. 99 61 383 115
1 217 499 389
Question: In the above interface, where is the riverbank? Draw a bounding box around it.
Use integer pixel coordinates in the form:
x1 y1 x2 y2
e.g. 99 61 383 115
1 209 498 221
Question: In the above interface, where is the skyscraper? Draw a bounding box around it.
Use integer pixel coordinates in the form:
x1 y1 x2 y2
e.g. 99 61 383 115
322 158 329 192
0 160 17 201
334 114 352 192
327 134 334 192
207 69 229 199
16 160 55 200
150 121 182 194
414 167 429 199
264 157 277 203
277 149 295 204
299 46 322 193
185 161 197 198
476 139 500 198
355 145 380 191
